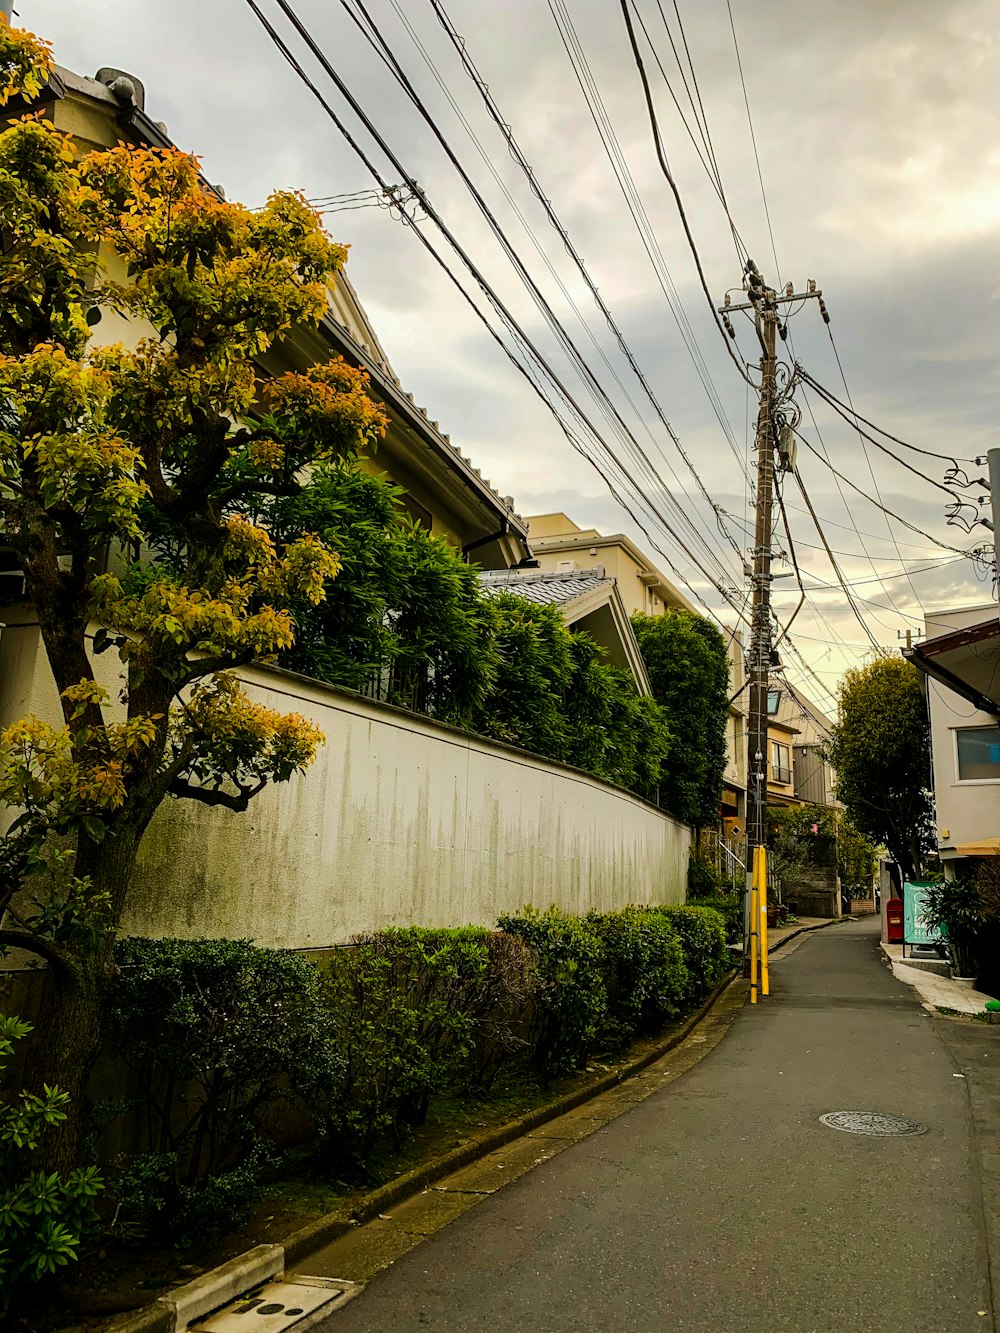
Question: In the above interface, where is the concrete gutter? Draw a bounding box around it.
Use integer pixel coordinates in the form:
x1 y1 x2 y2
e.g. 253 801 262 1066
105 973 740 1331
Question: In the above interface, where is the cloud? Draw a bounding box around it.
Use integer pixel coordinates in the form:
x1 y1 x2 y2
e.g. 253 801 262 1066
21 0 1000 689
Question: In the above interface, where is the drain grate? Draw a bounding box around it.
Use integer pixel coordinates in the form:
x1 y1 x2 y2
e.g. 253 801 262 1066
193 1277 358 1332
819 1111 926 1137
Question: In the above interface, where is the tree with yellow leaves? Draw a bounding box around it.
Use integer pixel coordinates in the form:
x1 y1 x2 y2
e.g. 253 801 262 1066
0 20 386 1167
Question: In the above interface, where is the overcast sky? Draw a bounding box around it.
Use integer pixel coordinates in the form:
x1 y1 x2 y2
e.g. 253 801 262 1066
21 0 1000 708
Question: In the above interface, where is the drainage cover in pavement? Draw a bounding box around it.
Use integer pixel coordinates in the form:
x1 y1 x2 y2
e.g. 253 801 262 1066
819 1111 926 1137
192 1277 358 1332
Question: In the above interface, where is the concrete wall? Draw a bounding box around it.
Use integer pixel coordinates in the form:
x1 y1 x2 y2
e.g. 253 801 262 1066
0 626 690 946
125 666 690 945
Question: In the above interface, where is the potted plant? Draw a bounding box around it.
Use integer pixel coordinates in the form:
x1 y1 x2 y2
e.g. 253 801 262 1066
922 878 982 983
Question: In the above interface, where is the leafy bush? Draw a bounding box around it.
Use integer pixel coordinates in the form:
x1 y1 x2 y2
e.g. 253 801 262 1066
318 928 536 1169
111 1149 265 1251
106 938 341 1238
497 907 606 1079
921 878 983 978
586 907 687 1041
645 905 731 1003
687 852 722 898
0 1014 102 1304
687 895 743 946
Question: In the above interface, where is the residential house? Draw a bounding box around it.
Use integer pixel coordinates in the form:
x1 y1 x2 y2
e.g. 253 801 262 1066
1 63 531 573
905 603 1000 874
766 681 836 810
524 514 747 829
477 566 652 695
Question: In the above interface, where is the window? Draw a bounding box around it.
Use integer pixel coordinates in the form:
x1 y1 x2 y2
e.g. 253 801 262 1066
771 740 791 785
956 726 1000 782
767 689 781 716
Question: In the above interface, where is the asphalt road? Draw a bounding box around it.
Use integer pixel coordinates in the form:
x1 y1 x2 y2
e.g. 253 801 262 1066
320 919 993 1332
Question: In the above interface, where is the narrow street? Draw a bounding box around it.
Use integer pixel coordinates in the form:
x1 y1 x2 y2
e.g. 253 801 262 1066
319 919 994 1332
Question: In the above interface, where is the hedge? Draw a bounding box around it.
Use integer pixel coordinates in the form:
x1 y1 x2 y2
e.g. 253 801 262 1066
104 904 733 1219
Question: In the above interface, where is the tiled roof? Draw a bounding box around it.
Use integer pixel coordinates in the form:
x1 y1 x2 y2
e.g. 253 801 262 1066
478 566 611 607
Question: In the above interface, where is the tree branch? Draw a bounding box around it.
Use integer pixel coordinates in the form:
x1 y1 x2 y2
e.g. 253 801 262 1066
167 776 267 812
0 929 72 976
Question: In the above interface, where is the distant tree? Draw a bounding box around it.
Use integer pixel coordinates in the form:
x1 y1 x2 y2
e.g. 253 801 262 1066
827 655 934 885
631 611 729 827
0 21 385 1169
837 813 879 898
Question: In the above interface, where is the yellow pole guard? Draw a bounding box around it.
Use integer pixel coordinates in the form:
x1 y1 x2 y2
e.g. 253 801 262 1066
749 847 760 1005
759 846 770 997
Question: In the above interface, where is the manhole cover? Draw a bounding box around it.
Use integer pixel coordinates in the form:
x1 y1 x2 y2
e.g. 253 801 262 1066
819 1111 926 1137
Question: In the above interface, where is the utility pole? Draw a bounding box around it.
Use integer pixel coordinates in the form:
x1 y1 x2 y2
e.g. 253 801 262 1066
720 266 826 991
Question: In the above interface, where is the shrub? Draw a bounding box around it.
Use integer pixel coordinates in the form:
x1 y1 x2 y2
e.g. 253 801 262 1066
106 938 341 1238
688 894 743 946
0 1015 102 1305
587 907 687 1041
645 905 731 1003
497 907 606 1079
111 1149 265 1251
318 928 536 1170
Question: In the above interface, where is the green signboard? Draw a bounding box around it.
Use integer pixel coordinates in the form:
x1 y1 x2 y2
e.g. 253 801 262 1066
903 881 945 947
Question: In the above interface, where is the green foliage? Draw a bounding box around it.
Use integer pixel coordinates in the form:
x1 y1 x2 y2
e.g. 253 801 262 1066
644 905 730 1003
269 463 674 801
253 462 498 725
837 814 879 896
497 907 607 1079
586 906 688 1040
687 850 723 898
921 878 983 978
0 1014 102 1301
827 655 934 880
106 937 341 1235
632 611 729 825
687 895 743 946
111 1149 265 1251
473 595 574 760
317 928 536 1170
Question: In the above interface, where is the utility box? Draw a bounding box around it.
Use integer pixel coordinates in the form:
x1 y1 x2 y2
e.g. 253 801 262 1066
886 897 904 943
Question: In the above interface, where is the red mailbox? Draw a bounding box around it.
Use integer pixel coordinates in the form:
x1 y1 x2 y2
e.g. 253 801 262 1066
886 897 904 943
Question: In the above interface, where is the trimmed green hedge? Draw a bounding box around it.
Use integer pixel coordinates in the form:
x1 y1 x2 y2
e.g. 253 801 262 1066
687 894 743 946
105 904 733 1213
644 905 730 1003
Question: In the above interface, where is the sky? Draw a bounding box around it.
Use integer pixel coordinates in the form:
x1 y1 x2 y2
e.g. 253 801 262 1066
20 0 1000 710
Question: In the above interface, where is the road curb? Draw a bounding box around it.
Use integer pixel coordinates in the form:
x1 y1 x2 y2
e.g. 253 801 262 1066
103 974 740 1330
768 917 841 953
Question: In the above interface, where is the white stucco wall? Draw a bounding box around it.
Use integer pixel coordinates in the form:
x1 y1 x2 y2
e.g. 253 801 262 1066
0 630 690 945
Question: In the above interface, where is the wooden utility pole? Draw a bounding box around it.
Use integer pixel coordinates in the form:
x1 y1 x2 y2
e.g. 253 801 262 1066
746 285 779 879
720 266 826 987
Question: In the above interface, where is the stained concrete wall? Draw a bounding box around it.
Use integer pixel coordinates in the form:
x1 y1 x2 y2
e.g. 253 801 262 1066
0 625 688 944
121 665 689 945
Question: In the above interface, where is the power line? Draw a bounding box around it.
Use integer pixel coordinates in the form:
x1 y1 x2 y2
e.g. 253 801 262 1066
545 0 754 486
411 0 749 571
794 429 971 557
724 0 781 285
799 363 977 464
792 467 884 650
243 0 753 631
337 0 744 591
617 0 756 391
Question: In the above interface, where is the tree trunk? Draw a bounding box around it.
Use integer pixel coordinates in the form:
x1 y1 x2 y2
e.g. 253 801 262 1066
22 821 146 1174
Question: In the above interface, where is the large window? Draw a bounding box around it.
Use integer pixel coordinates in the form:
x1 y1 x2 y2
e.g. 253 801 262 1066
771 740 791 785
956 726 1000 782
